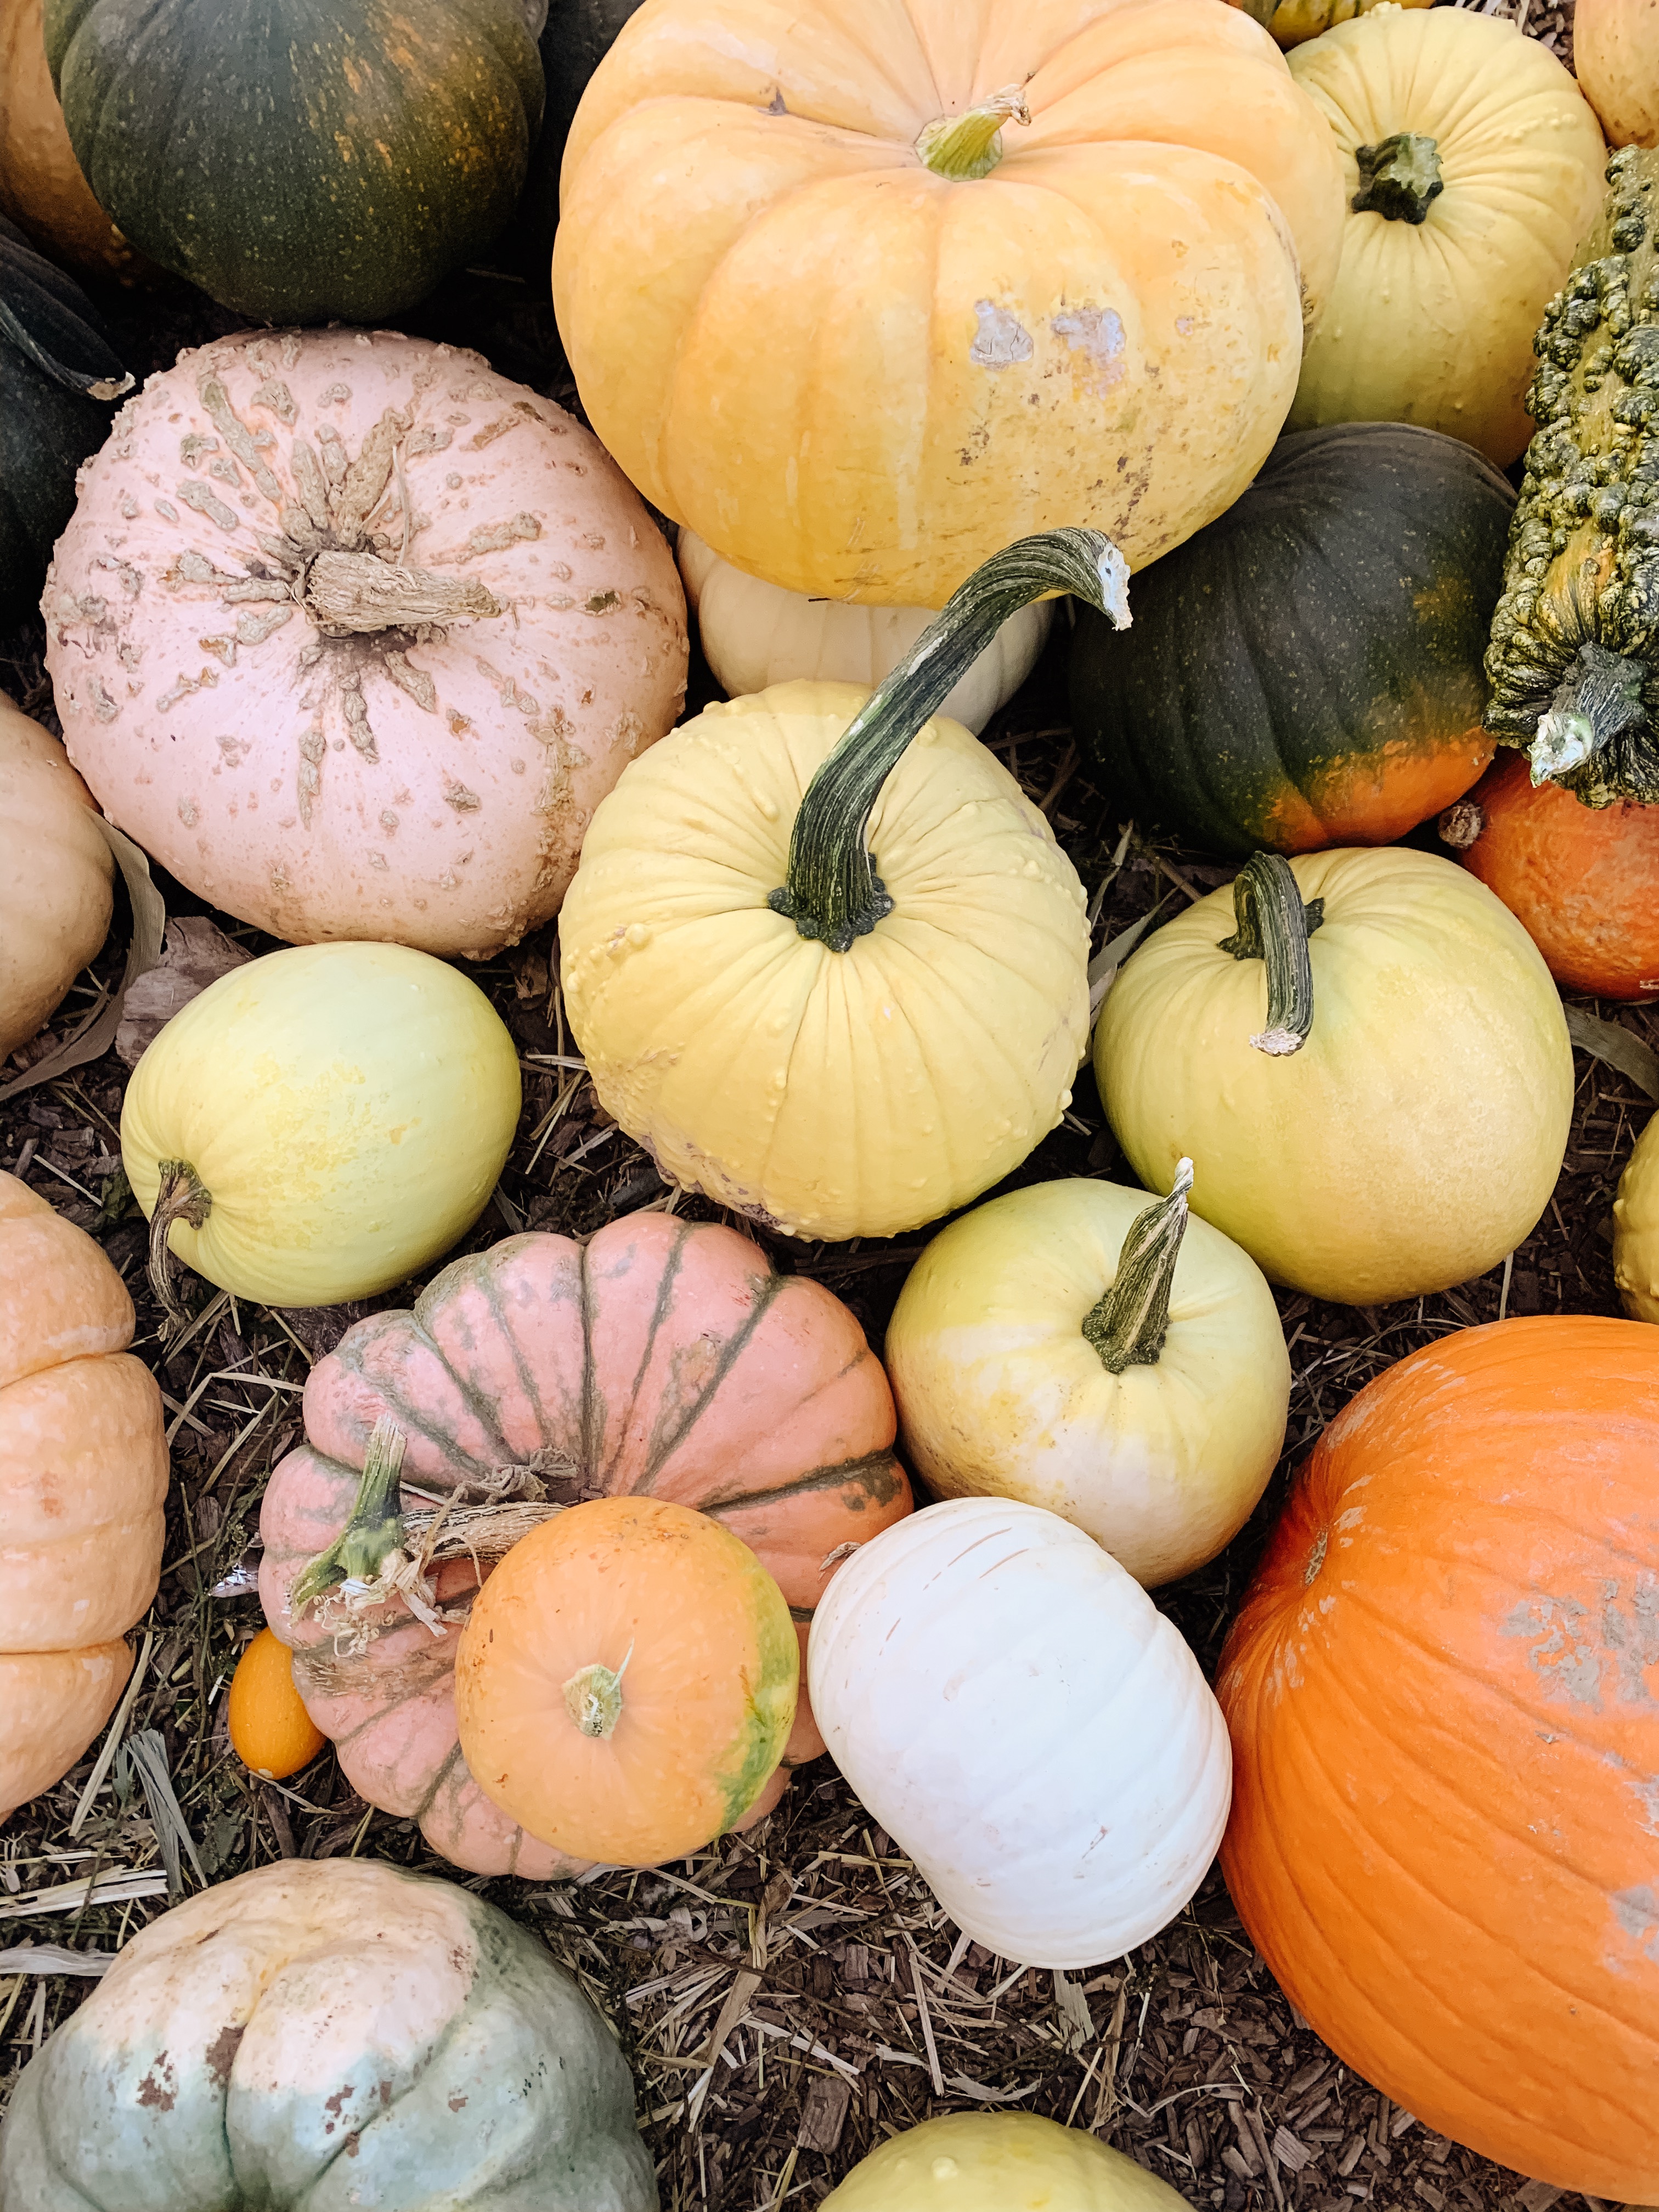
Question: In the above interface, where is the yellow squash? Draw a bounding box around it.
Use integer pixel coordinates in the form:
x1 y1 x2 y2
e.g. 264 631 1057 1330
1288 7 1606 466
121 941 520 1312
1615 1114 1659 1323
885 1166 1289 1587
822 2113 1190 2211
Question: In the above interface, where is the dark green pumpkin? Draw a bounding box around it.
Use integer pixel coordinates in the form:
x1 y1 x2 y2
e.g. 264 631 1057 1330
1069 424 1515 857
0 214 130 619
42 0 545 323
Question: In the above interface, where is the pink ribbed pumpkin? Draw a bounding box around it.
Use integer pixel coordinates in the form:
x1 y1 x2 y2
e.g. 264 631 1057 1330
44 328 687 958
258 1211 911 1876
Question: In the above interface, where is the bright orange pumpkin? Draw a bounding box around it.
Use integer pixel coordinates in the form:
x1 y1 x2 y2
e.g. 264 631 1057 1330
258 1211 910 1875
1217 1317 1659 2201
226 1626 326 1781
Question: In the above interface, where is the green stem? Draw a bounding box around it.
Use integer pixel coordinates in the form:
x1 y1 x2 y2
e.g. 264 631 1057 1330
915 84 1031 182
1352 134 1444 225
146 1159 212 1332
1081 1159 1194 1373
769 530 1130 951
1218 854 1324 1058
292 1417 409 1611
1528 642 1650 791
563 1643 633 1740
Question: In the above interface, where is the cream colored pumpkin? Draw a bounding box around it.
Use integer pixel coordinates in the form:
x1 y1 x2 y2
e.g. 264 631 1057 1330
1287 7 1607 467
676 528 1052 736
885 1168 1289 1587
1615 1113 1659 1324
822 2114 1191 2211
0 695 112 1062
808 1497 1231 1967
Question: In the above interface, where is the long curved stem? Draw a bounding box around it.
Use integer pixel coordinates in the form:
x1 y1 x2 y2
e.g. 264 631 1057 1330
292 1417 409 1611
1528 642 1650 789
769 530 1130 951
146 1160 212 1332
1082 1159 1194 1373
1218 854 1324 1057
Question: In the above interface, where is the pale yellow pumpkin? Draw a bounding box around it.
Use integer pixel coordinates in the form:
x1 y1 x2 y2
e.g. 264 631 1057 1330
1615 1113 1659 1324
1288 7 1607 467
0 695 112 1064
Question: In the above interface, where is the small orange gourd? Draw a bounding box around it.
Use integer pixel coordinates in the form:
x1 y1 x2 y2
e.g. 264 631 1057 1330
226 1627 326 1781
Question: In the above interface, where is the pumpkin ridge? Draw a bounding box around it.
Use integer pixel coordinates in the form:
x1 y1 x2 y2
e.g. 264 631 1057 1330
333 1319 516 1482
636 1267 789 1488
578 1231 606 1482
603 1217 693 1489
468 1245 557 1457
698 1446 906 1517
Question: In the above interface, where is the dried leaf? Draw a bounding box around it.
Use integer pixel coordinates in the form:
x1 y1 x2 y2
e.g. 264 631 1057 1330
116 1729 206 1894
0 1945 114 1976
1088 900 1167 1028
1564 1005 1659 1102
115 914 252 1065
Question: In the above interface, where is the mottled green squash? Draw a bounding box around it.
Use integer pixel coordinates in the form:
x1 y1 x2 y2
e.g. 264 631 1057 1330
1069 424 1514 857
42 0 545 321
1485 146 1659 807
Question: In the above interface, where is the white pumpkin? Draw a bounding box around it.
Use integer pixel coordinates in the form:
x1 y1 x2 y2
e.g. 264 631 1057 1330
808 1498 1231 1968
677 529 1052 738
884 1167 1290 1587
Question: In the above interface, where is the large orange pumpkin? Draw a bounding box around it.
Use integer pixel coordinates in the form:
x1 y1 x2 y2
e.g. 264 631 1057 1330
259 1211 910 1875
1 1173 168 1821
1217 1317 1659 2202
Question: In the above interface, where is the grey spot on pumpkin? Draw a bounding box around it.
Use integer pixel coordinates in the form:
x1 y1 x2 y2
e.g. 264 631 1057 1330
88 678 120 724
203 2022 245 2087
1052 307 1127 388
969 301 1033 370
1610 1886 1659 1965
178 797 200 828
1499 1595 1604 1710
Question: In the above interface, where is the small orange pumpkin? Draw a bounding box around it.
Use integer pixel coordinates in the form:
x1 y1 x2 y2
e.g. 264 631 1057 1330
226 1626 326 1781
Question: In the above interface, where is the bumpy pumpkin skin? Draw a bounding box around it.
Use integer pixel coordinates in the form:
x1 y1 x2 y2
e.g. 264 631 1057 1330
0 1173 167 1822
0 1857 660 2211
46 328 687 960
0 697 112 1062
1218 1317 1659 2202
555 0 1346 607
1069 424 1510 855
1574 0 1659 149
1288 9 1607 469
259 1212 910 1876
1614 1112 1659 1321
822 2112 1189 2211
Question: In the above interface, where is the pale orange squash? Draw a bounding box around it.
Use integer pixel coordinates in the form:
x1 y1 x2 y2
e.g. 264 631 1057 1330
1573 0 1659 148
0 1173 168 1821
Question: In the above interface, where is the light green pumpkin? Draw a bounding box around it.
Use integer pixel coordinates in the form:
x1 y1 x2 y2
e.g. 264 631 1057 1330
0 1858 657 2211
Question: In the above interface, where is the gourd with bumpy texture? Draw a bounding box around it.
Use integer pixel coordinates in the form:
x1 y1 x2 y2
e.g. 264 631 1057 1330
258 1211 910 1877
0 1856 659 2211
225 1627 326 1782
561 532 1124 1243
45 327 687 960
1484 149 1659 810
1614 1113 1659 1321
1 1173 168 1824
1069 424 1511 854
808 1497 1231 1968
885 1166 1290 1586
677 529 1052 738
1573 0 1659 149
42 0 544 321
120 941 521 1318
0 0 149 275
1288 8 1607 468
1096 848 1573 1305
0 696 112 1062
555 0 1345 607
821 2113 1190 2211
1218 1317 1659 2204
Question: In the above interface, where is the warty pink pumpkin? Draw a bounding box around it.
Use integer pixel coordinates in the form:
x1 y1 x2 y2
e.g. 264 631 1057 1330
258 1211 911 1875
44 327 688 958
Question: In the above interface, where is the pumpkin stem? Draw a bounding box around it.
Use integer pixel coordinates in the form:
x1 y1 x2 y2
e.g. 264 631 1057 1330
1218 854 1324 1058
1351 134 1444 225
916 84 1031 182
291 1417 410 1612
1436 798 1485 850
146 1159 213 1331
769 530 1130 950
562 1643 634 1740
1527 642 1650 798
302 550 500 637
1081 1158 1194 1373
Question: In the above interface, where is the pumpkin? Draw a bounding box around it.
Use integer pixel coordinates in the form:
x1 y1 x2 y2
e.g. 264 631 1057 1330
0 1172 168 1824
225 1626 326 1782
1440 747 1659 1000
1069 424 1510 855
1573 0 1659 150
120 940 521 1318
562 532 1123 1243
1096 848 1573 1306
0 696 113 1064
1485 147 1659 809
822 2113 1191 2211
885 1166 1289 1587
1 213 130 619
455 1494 797 1865
258 1210 910 1877
808 1497 1231 1968
0 0 146 276
42 0 544 321
1225 0 1431 51
677 529 1052 738
45 326 687 960
1286 8 1607 469
554 0 1346 608
0 1856 659 2210
1615 1112 1659 1322
1217 1316 1659 2202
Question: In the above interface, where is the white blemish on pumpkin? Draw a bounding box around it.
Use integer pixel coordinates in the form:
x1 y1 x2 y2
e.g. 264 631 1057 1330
154 500 179 522
1051 307 1127 391
1499 1594 1605 1710
88 679 119 724
178 797 199 827
1609 1887 1659 1967
969 302 1033 370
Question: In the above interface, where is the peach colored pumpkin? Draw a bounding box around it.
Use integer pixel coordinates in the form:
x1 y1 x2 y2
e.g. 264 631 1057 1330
0 695 112 1063
1573 0 1659 148
259 1210 910 1876
1 1172 168 1822
44 326 688 960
